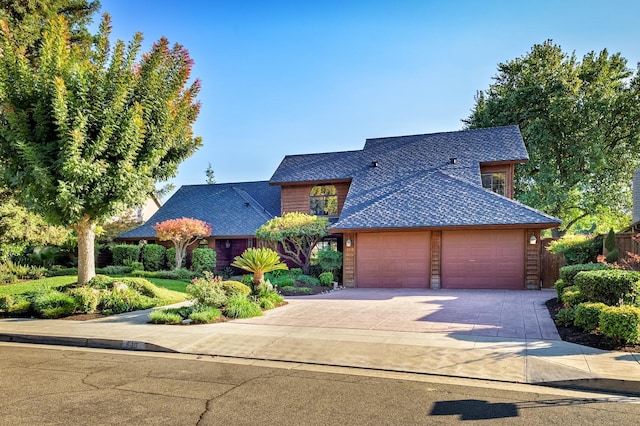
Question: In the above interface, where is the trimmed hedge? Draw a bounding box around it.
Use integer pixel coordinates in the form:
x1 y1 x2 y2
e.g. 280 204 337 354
599 305 640 344
574 270 640 306
559 263 610 285
574 302 607 332
560 285 583 306
143 244 166 271
191 248 216 273
111 245 141 266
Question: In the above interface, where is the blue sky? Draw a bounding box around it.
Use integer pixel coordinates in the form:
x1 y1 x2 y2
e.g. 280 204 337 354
97 0 640 193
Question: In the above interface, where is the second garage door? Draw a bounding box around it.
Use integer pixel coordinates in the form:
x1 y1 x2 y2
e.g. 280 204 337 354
441 230 524 289
356 231 430 288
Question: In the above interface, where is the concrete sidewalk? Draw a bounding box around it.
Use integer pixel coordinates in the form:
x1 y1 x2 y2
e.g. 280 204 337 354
0 290 639 396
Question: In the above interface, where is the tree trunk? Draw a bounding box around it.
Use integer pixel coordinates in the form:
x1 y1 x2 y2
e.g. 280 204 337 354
253 271 264 292
175 245 185 270
74 216 96 285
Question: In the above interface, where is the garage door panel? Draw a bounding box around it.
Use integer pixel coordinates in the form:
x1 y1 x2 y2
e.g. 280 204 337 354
442 230 524 289
357 232 430 288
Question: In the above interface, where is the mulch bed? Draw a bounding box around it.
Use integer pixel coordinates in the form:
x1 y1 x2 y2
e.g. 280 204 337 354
546 298 640 353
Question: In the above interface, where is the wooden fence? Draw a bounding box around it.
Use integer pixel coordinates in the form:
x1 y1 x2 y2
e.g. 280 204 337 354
540 231 640 289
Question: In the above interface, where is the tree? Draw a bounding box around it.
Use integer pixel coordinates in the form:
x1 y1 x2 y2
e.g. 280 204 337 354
153 218 211 270
464 40 640 235
0 189 70 261
0 15 202 283
231 247 288 291
205 162 216 184
0 0 100 58
256 212 329 274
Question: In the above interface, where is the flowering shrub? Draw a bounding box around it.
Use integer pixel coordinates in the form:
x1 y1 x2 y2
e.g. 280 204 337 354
186 272 226 307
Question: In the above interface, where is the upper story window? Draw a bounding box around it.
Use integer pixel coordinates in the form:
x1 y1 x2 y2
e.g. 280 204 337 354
481 172 506 196
310 184 338 216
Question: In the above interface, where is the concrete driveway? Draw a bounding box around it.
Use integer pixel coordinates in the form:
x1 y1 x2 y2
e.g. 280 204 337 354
237 288 561 340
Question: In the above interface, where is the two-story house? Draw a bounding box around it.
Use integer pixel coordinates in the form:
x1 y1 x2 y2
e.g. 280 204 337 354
120 125 560 288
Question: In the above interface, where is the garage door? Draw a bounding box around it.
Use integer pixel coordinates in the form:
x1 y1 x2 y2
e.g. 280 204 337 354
441 230 524 289
356 232 430 288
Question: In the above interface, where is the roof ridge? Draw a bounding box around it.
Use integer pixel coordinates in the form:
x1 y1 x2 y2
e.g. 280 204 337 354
231 186 274 221
364 125 520 142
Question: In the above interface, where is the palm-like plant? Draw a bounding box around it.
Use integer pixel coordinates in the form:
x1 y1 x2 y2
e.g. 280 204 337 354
231 248 288 291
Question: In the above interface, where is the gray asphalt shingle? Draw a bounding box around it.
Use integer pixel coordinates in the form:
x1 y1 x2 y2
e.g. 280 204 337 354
119 181 280 239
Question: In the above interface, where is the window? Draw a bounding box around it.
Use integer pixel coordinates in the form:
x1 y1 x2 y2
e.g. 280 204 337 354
481 172 506 196
310 184 338 216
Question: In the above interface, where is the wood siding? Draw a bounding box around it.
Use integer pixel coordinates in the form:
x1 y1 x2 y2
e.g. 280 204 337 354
343 233 356 287
525 229 541 289
281 182 350 216
480 163 515 199
430 230 441 289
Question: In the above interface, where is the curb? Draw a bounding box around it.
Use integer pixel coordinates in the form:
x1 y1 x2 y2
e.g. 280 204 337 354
0 333 176 353
538 378 640 397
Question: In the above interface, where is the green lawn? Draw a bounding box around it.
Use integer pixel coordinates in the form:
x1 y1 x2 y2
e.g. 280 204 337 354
144 278 189 294
0 275 77 296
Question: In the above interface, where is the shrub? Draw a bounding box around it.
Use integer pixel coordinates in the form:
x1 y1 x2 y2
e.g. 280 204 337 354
99 288 155 315
547 234 603 265
296 275 320 286
560 285 583 306
605 248 619 263
97 265 132 275
574 270 640 306
559 263 610 285
125 260 144 271
0 273 18 284
46 267 78 277
271 276 295 287
166 247 185 269
131 269 197 281
289 268 303 277
223 294 263 319
68 287 100 314
8 297 31 314
280 285 312 294
88 274 114 289
111 245 141 266
241 274 254 286
599 305 640 344
219 280 252 297
555 306 575 326
186 274 227 307
316 248 343 276
258 288 284 310
318 271 333 286
149 309 183 324
0 294 13 312
191 248 216 273
189 306 222 324
114 278 159 298
574 302 607 332
142 244 166 271
554 279 569 300
32 290 77 318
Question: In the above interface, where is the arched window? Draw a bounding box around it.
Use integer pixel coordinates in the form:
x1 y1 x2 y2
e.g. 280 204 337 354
310 184 338 216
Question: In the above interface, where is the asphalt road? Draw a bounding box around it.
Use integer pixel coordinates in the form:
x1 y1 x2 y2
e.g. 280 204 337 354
0 343 639 425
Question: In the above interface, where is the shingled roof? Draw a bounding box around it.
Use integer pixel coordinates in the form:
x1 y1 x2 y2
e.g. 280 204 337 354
119 181 281 239
268 125 560 230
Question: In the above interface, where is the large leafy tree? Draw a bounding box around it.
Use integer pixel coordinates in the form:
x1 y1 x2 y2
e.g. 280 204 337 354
0 0 99 58
0 15 202 283
256 212 329 274
464 40 640 235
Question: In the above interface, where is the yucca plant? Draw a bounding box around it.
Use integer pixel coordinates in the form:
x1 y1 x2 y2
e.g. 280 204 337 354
231 248 288 291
